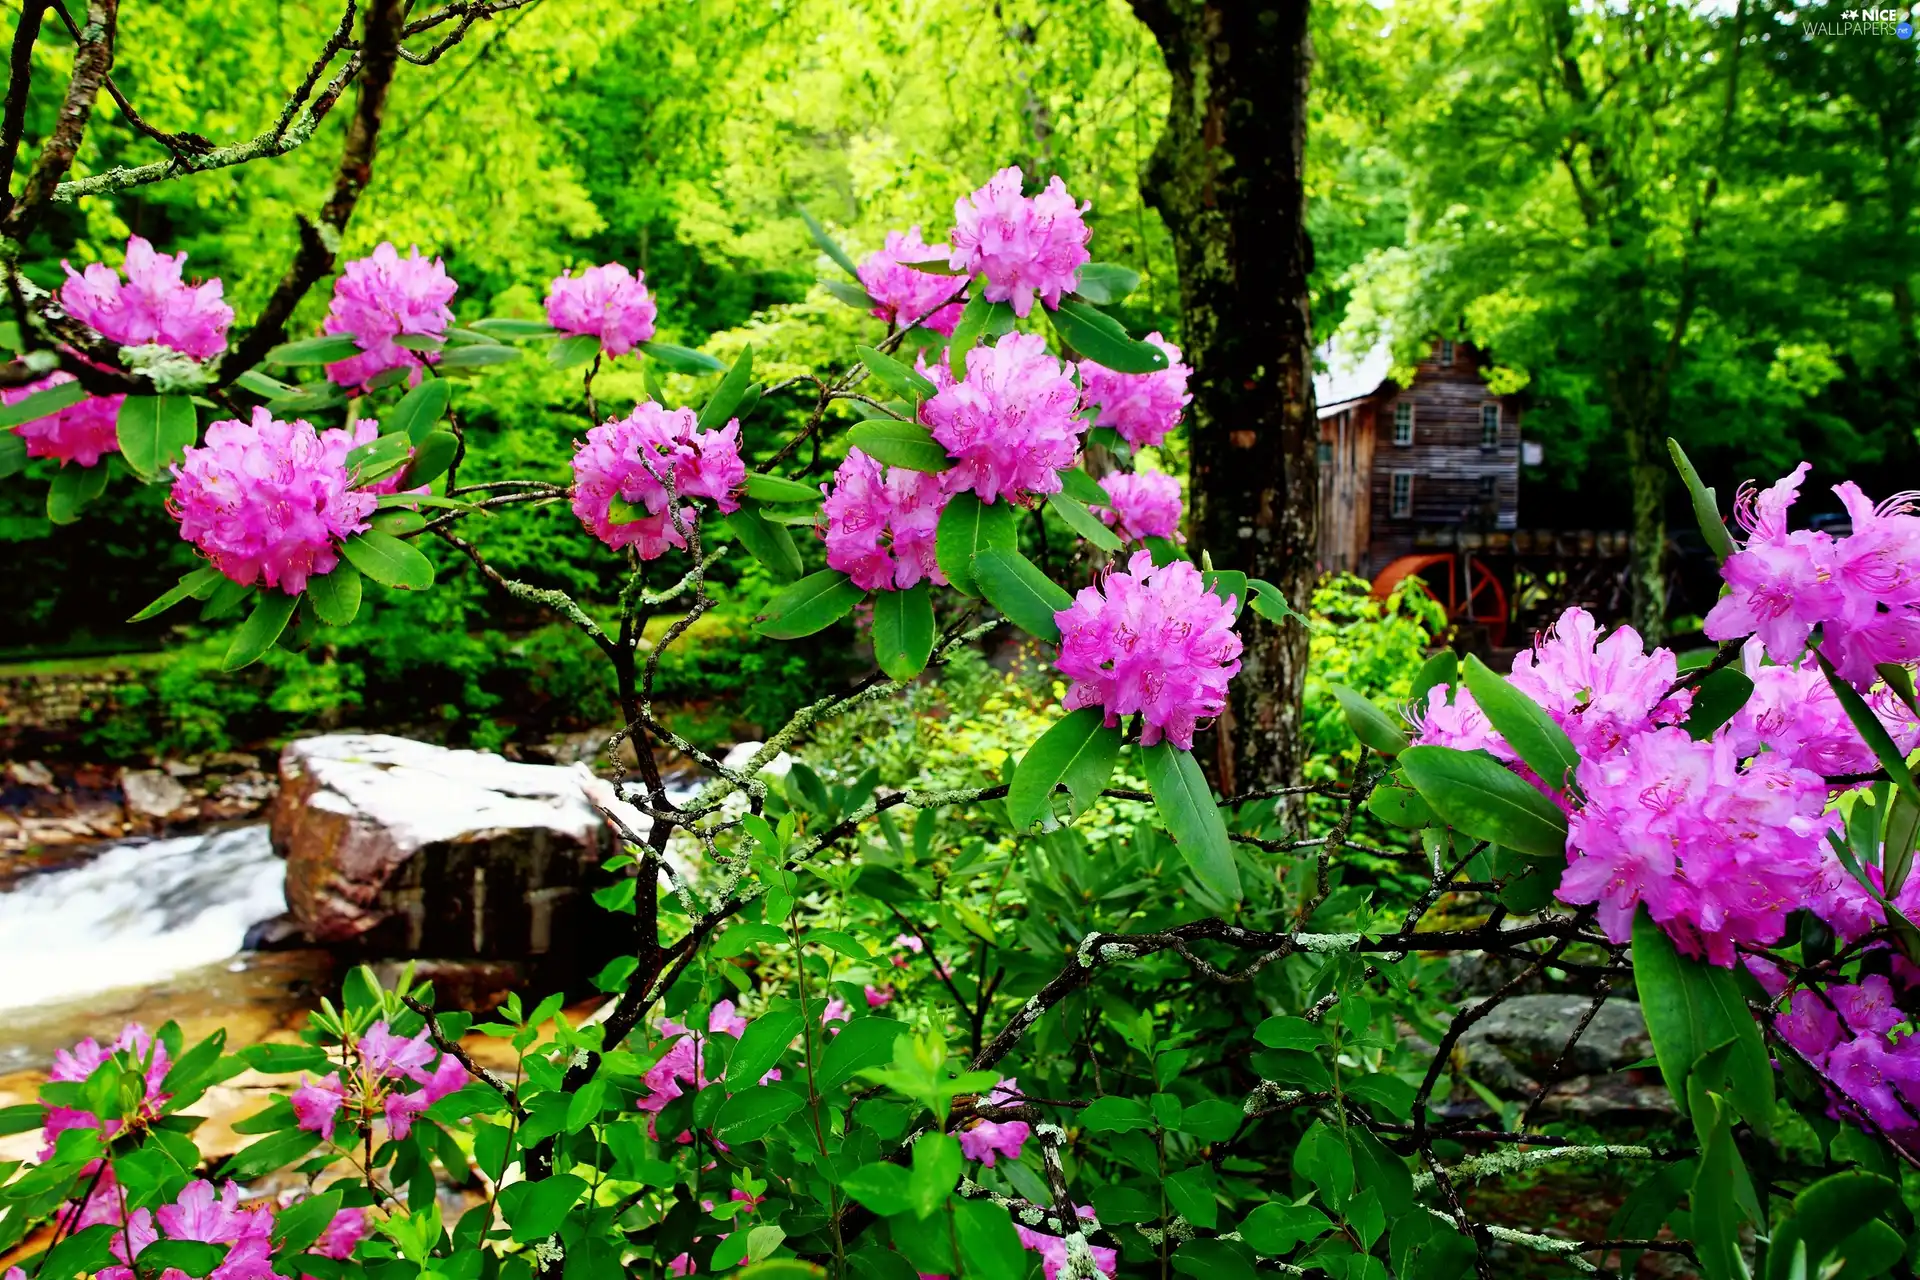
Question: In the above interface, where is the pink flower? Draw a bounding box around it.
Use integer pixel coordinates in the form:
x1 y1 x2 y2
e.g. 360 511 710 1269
384 1088 428 1140
1559 728 1834 965
1092 471 1182 542
322 243 457 390
948 167 1091 317
1407 684 1507 758
821 997 850 1032
290 1073 346 1142
168 408 382 594
957 1118 1030 1166
1822 482 1920 685
571 403 745 556
103 1181 277 1280
1723 641 1920 779
546 263 657 356
1079 333 1190 448
668 1254 696 1276
1507 609 1694 764
1054 551 1243 750
1833 975 1904 1037
44 1024 169 1158
1015 1207 1119 1280
857 228 966 335
919 331 1084 504
893 933 925 954
311 1206 371 1260
61 235 233 360
360 1020 437 1080
3 369 123 467
864 984 894 1007
821 448 950 591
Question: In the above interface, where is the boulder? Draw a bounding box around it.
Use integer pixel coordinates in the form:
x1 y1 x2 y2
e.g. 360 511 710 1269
121 768 196 822
1459 992 1652 1079
271 735 616 987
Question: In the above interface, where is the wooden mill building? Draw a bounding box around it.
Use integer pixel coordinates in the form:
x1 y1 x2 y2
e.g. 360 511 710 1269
1312 338 1527 578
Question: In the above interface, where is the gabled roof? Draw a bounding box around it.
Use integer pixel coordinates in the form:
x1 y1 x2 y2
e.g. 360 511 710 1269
1313 339 1394 418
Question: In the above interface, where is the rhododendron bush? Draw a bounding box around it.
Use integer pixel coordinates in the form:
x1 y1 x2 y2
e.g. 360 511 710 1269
4 25 1919 1276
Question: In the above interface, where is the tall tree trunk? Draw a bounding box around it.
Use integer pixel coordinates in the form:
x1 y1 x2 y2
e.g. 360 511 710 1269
1130 0 1317 796
1619 409 1667 642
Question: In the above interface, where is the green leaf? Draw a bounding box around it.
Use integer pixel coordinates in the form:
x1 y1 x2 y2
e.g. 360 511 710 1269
846 420 952 473
239 1043 332 1074
388 378 451 444
1176 1098 1242 1144
1055 466 1107 506
1411 650 1459 705
1009 707 1122 827
1366 784 1432 830
344 430 413 484
392 333 443 353
1327 683 1410 758
223 591 299 671
1046 491 1123 551
840 1162 912 1216
1238 1203 1332 1257
698 344 754 431
907 1132 962 1219
1072 262 1142 306
974 546 1073 643
436 342 520 369
743 472 822 505
339 530 436 590
271 1189 344 1254
726 1011 803 1092
470 317 559 340
871 582 935 682
934 490 1016 596
1686 666 1754 740
0 429 25 479
136 1238 225 1277
640 340 726 373
753 569 865 639
1605 1160 1695 1280
946 293 999 381
115 395 197 481
1766 1171 1899 1280
711 923 787 958
954 1199 1026 1278
857 345 938 403
818 1017 908 1092
396 429 458 489
46 462 107 524
822 278 876 311
798 204 861 277
724 504 805 582
1049 299 1169 373
1165 1167 1218 1229
1141 742 1241 901
266 334 364 365
130 566 225 623
1397 745 1569 860
1254 1016 1323 1050
0 1103 46 1135
498 1172 586 1243
1668 438 1734 563
36 1224 118 1280
1461 654 1580 790
1632 909 1772 1133
1816 651 1920 812
1246 577 1308 626
1689 1083 1756 1280
0 377 86 428
1171 1239 1259 1280
548 333 601 370
218 1128 321 1181
713 1086 805 1143
1348 1124 1413 1216
1079 1095 1154 1132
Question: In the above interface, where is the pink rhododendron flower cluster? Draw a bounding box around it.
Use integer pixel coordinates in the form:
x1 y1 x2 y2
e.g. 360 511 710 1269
1014 1206 1120 1280
1559 727 1834 965
1053 551 1243 750
101 1180 278 1280
637 1000 761 1137
570 403 745 557
1773 980 1920 1143
857 228 966 335
1079 333 1191 448
168 409 385 594
1705 463 1920 688
958 1077 1030 1166
61 234 234 360
322 243 458 390
820 447 949 590
1722 640 1920 779
290 1020 468 1142
1093 470 1183 543
43 1023 169 1159
948 167 1091 316
546 262 657 356
4 370 122 467
919 331 1084 504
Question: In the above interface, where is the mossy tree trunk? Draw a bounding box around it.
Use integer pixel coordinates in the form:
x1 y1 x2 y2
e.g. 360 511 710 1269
1130 0 1317 795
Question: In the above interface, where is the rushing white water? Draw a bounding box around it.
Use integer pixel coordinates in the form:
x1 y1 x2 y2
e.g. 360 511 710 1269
0 825 284 1013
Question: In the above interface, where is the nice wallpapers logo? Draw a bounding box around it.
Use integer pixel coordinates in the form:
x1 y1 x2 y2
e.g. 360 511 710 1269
1811 3 1917 34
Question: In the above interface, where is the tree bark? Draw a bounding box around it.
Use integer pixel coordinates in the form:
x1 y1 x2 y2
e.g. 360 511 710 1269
1130 0 1317 795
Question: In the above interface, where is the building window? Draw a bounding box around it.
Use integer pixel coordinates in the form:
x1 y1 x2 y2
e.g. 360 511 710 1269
1317 440 1332 464
1390 471 1413 518
1392 401 1414 446
1480 403 1500 449
1437 339 1454 367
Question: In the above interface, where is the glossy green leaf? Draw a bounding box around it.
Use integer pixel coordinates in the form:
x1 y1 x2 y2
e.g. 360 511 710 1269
1668 437 1734 563
713 1086 805 1143
1686 666 1755 740
1166 1167 1218 1229
640 340 726 374
743 471 822 505
305 564 363 627
548 333 600 369
1238 1202 1333 1256
1141 741 1241 901
388 378 451 444
840 1162 912 1216
0 430 25 479
1009 707 1123 827
946 294 1013 380
130 566 225 623
0 378 86 430
798 204 861 277
499 1172 586 1243
871 582 935 682
846 420 952 474
753 569 865 638
340 530 435 590
223 591 298 670
698 344 755 430
1049 299 1169 373
857 344 938 403
934 490 1017 596
218 1128 321 1181
974 546 1073 642
1632 909 1772 1133
1398 745 1569 859
1055 466 1107 506
46 462 107 524
954 1199 1026 1278
1046 490 1123 551
435 342 520 369
1072 262 1142 306
1688 1082 1755 1280
822 278 876 311
1411 650 1459 705
818 1018 908 1092
724 504 805 582
268 1188 343 1253
1328 683 1411 757
264 334 363 365
724 1011 803 1092
1461 654 1579 790
116 395 197 480
1766 1171 1899 1280
907 1132 963 1220
1246 577 1308 626
397 429 458 490
469 317 559 340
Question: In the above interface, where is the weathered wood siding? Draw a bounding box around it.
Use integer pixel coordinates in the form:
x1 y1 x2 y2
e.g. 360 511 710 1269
1317 404 1374 574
